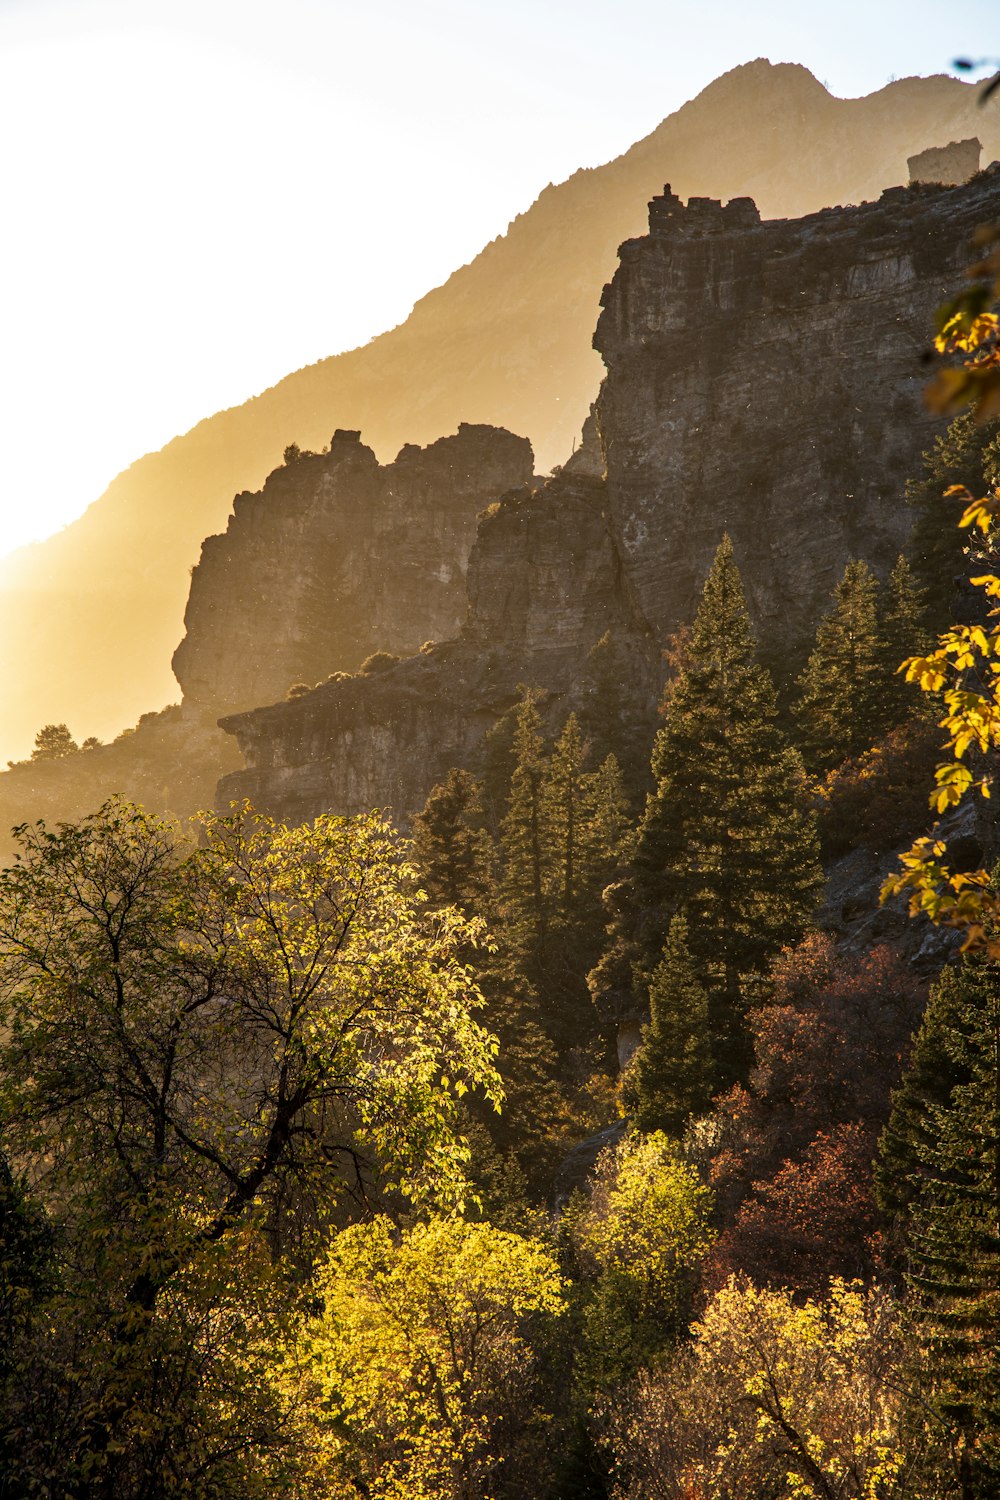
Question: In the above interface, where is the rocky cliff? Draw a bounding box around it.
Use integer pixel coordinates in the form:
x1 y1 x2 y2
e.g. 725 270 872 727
3 62 998 766
219 166 1000 824
173 424 532 715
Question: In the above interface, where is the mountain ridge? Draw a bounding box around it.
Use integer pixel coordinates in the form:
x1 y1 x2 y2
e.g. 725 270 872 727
2 60 997 763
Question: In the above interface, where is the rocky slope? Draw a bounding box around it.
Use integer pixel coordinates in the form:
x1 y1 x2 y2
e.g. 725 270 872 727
2 62 997 764
173 424 532 715
219 166 1000 825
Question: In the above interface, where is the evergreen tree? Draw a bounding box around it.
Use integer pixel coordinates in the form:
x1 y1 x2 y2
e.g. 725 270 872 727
908 411 1000 630
30 723 78 761
628 535 822 1086
877 955 1000 1497
499 692 552 962
877 553 930 723
794 558 884 772
410 768 492 916
499 700 630 1051
620 916 712 1136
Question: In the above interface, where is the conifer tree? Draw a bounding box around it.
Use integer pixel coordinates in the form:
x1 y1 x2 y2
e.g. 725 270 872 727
627 535 822 1086
410 768 492 916
499 692 552 961
877 553 930 721
877 955 1000 1497
499 699 630 1051
908 411 1000 630
794 558 884 772
620 916 712 1136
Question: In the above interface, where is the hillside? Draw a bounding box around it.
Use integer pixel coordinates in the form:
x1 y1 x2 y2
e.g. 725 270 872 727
1 59 997 764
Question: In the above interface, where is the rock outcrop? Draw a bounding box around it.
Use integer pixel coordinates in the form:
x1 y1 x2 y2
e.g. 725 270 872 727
218 464 659 823
4 62 1000 766
593 173 1000 651
173 424 532 715
220 167 1000 825
908 137 981 185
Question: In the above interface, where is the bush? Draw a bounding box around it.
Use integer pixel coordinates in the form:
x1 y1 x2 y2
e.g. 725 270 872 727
817 714 942 855
359 652 400 676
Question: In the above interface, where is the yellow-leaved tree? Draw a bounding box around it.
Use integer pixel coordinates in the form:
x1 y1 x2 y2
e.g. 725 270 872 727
883 226 1000 948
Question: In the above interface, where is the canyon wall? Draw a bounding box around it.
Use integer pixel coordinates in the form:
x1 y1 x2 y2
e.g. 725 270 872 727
219 167 1000 824
173 423 532 715
4 62 999 766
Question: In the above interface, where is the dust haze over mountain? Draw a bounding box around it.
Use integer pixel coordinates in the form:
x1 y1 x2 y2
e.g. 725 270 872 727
2 59 997 765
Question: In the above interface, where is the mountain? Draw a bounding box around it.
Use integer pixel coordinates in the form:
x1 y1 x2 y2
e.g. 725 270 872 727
1 60 997 764
219 167 1000 828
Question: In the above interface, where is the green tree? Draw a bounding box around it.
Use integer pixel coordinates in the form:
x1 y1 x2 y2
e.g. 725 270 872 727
907 411 1000 630
877 954 1000 1498
30 722 78 760
795 558 885 771
619 915 712 1137
569 1130 712 1392
624 535 821 1085
410 768 493 916
287 1215 566 1500
499 701 630 1051
0 798 500 1498
878 553 931 721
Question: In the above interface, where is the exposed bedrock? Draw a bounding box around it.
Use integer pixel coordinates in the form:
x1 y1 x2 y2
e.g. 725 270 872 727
220 168 1000 824
595 168 1000 651
173 423 533 715
219 467 659 822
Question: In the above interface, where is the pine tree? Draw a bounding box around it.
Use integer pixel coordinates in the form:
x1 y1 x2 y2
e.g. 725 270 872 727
410 768 492 915
499 692 552 962
620 916 712 1136
630 535 822 1086
877 956 1000 1497
877 553 930 723
499 700 630 1051
908 411 1000 630
794 558 884 772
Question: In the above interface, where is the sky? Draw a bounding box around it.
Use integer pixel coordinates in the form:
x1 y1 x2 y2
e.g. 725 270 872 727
0 0 997 562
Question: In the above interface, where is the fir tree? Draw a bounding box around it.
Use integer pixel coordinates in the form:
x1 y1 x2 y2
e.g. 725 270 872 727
499 700 630 1051
794 558 884 772
908 411 1000 630
877 553 930 722
620 916 712 1136
410 768 492 916
877 956 1000 1497
629 535 822 1086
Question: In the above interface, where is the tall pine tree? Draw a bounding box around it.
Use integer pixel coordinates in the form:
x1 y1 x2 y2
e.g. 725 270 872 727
878 956 1000 1498
794 558 884 772
626 535 822 1086
908 411 1000 631
620 915 712 1136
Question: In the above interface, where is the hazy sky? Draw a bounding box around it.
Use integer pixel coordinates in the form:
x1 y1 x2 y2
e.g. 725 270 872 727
0 0 997 561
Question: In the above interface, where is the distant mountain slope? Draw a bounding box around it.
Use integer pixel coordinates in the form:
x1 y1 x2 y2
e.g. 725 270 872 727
2 60 997 763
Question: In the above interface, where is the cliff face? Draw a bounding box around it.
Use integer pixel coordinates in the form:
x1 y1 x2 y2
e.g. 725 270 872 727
3 62 999 766
219 465 659 822
173 424 532 715
594 174 1000 650
219 167 1000 825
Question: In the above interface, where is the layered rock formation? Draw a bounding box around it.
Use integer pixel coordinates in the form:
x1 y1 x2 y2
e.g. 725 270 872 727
593 173 1000 649
173 424 532 715
4 61 999 766
220 167 1000 825
218 462 659 823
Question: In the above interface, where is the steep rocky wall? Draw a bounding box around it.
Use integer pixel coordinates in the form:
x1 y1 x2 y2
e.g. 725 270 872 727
220 169 1000 824
219 468 659 821
595 168 1000 652
4 63 999 770
173 424 533 715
